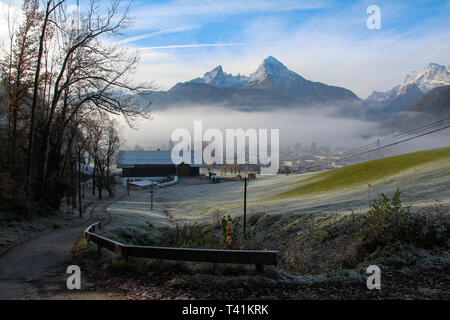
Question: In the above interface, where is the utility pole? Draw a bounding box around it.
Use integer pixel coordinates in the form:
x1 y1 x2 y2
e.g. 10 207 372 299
150 183 154 210
243 177 247 238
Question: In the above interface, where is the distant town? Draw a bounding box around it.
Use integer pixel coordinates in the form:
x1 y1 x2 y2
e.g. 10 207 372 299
123 141 380 175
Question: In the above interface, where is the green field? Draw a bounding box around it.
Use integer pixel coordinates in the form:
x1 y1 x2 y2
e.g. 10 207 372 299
270 146 450 200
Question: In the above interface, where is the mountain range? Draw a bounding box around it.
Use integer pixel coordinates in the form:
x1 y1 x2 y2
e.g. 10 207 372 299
365 63 450 119
388 85 450 130
139 56 366 115
134 57 449 121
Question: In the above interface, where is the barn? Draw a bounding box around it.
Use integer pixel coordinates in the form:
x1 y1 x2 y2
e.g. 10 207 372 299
116 150 203 186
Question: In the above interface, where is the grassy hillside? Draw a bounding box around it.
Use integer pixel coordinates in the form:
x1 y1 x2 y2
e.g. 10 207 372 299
270 146 450 200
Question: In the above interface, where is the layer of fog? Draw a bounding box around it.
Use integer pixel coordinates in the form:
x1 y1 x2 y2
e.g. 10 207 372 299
117 104 450 159
119 105 379 151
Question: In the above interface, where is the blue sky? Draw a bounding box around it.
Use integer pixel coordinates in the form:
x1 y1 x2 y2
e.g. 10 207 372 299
111 0 450 98
1 0 449 98
123 0 447 48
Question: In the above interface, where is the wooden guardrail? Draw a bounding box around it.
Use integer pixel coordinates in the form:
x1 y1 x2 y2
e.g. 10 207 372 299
84 222 278 271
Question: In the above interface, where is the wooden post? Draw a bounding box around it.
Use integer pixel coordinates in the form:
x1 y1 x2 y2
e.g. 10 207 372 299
243 177 247 238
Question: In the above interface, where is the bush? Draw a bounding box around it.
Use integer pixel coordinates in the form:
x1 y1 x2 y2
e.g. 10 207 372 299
282 214 362 274
165 223 222 249
358 188 450 255
160 216 256 250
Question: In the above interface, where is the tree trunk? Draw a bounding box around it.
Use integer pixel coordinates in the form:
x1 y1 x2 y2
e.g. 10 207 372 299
92 160 96 195
78 146 82 217
106 165 113 197
97 168 103 200
70 150 76 210
27 1 54 190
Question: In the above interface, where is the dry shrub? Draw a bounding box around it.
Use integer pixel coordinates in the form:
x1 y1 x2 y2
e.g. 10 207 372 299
282 214 363 274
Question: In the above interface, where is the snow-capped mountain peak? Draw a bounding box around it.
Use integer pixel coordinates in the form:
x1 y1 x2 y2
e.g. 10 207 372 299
257 56 288 75
366 62 450 108
203 65 224 84
150 55 364 111
186 56 307 90
249 56 295 83
189 65 248 88
402 63 450 93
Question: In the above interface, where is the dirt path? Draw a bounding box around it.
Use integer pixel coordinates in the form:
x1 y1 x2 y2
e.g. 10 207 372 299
0 195 124 300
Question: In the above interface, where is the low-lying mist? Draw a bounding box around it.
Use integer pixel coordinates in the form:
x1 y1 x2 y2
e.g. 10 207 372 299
118 105 450 156
119 105 378 150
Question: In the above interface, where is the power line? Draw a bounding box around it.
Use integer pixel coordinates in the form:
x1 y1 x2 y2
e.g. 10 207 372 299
308 117 450 168
338 124 450 162
337 117 450 159
302 120 450 171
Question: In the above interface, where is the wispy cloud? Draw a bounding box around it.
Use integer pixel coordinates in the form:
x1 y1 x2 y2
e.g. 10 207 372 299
131 0 329 30
134 0 328 17
140 43 245 50
114 25 201 45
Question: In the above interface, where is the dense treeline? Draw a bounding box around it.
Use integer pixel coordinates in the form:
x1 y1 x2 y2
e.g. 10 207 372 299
0 0 151 216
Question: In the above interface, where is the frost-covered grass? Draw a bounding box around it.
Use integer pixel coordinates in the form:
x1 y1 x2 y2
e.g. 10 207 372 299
0 211 82 249
106 149 450 235
99 190 174 245
102 147 450 274
102 174 308 245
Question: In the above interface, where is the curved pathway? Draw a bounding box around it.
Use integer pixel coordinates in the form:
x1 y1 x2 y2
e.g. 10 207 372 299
0 195 122 300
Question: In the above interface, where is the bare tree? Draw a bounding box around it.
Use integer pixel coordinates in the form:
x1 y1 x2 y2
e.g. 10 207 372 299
103 118 121 197
0 0 40 159
0 0 152 215
85 113 121 199
27 0 65 189
38 0 150 187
